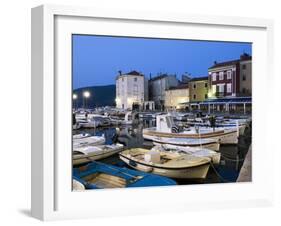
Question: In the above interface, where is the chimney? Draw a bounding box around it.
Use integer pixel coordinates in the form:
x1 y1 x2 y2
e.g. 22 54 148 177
214 61 217 65
118 70 122 76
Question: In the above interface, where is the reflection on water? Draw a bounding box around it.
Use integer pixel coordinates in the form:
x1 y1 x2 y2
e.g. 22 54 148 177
73 118 251 184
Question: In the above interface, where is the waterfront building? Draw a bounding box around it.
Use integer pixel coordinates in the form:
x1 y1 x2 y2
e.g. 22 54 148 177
115 70 147 110
188 76 209 110
149 74 179 110
208 53 252 98
165 84 189 110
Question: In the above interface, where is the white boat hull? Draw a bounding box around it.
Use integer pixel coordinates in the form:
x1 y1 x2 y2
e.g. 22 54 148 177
143 128 238 144
73 144 123 166
119 155 210 179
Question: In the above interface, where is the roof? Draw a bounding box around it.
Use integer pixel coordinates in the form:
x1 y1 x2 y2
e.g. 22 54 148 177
116 70 144 79
185 97 252 104
167 84 189 90
149 74 169 81
209 54 252 70
189 76 208 82
125 70 144 76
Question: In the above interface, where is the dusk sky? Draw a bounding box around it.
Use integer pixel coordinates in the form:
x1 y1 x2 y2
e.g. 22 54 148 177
72 35 252 89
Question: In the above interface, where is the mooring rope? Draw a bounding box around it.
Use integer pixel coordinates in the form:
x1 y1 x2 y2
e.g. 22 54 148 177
209 161 230 183
220 154 244 162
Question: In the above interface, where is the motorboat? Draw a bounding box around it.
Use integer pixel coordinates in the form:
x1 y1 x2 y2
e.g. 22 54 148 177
146 136 220 151
73 134 105 148
73 143 124 166
143 114 238 144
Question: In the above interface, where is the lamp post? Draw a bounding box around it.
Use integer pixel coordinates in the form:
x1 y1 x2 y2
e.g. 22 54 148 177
72 93 78 110
83 91 90 109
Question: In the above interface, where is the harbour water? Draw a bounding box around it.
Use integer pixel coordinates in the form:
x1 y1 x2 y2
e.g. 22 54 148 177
73 118 252 185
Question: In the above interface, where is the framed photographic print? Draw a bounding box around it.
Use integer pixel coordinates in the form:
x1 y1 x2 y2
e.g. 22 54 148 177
31 4 274 221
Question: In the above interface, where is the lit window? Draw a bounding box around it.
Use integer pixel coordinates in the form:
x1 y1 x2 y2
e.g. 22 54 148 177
227 83 232 93
227 71 232 79
219 72 224 80
212 73 216 81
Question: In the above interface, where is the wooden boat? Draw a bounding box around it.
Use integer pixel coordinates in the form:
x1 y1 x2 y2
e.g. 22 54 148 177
73 135 105 148
119 148 211 179
72 179 85 191
147 136 220 151
73 161 177 189
73 143 124 166
143 114 238 144
153 144 221 164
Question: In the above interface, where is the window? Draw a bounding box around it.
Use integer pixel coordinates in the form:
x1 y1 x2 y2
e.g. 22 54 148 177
242 64 246 70
205 94 208 99
219 72 224 80
227 83 232 93
205 83 208 88
193 94 196 100
212 73 216 81
243 74 246 81
134 77 137 82
122 78 124 82
227 71 232 79
218 84 224 93
193 84 196 89
242 88 246 94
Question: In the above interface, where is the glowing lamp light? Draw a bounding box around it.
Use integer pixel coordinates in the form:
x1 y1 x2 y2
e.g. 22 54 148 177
83 91 90 98
73 94 78 100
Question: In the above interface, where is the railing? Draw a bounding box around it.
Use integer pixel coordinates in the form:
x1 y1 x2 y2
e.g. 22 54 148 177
215 92 225 98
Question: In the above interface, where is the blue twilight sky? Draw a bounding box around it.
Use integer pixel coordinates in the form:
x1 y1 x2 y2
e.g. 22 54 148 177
72 35 252 89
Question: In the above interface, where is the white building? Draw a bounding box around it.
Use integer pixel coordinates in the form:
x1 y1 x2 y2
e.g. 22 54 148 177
116 71 147 110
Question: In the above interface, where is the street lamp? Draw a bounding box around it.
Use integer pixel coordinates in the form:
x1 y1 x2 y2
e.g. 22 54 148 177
83 91 90 109
73 93 78 110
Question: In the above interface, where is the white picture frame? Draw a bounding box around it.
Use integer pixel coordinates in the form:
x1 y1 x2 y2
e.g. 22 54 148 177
31 4 274 221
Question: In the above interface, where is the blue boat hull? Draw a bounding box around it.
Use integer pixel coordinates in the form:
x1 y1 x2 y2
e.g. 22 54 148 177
73 161 177 189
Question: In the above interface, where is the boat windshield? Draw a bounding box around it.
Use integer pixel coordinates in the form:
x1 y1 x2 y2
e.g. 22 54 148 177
166 116 174 128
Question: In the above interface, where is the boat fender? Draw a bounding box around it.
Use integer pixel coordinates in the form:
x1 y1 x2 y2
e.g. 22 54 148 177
171 126 179 133
129 160 137 167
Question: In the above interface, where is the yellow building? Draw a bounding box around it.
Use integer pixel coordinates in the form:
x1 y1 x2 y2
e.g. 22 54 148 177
188 76 209 103
165 84 189 110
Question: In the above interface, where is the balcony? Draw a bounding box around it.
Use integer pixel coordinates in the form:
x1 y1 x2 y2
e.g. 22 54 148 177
215 92 225 98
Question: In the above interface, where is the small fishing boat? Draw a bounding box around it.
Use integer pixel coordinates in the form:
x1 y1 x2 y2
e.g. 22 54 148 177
186 117 248 136
73 161 177 189
72 179 85 191
143 114 238 144
73 143 124 166
73 133 91 139
73 135 105 148
119 148 211 179
153 144 221 165
146 136 220 151
72 123 81 130
79 115 111 128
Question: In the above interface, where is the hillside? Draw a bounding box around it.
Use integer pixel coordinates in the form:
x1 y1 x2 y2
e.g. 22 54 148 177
73 85 116 108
